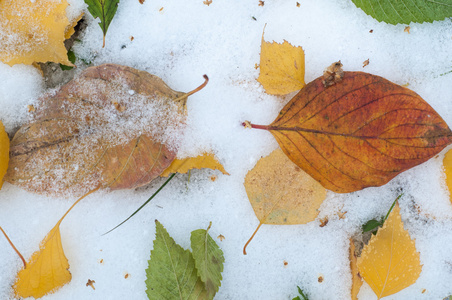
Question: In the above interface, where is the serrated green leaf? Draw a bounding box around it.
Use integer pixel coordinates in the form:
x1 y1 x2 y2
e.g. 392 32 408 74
190 222 225 299
352 0 452 24
362 219 382 233
145 220 208 300
84 0 120 47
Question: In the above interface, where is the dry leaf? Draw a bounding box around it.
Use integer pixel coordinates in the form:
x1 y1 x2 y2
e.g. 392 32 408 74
349 239 363 300
86 279 95 290
14 221 71 298
247 71 452 193
160 152 229 177
0 121 9 189
6 64 208 196
0 0 75 66
243 148 326 254
404 26 411 33
257 32 305 95
443 149 452 204
322 61 344 87
357 204 422 299
363 59 370 68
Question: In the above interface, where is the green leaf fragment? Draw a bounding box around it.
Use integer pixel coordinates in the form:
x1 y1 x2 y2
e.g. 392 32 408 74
190 222 225 299
60 50 76 70
351 0 452 25
292 286 309 300
146 220 208 300
362 219 382 233
84 0 120 47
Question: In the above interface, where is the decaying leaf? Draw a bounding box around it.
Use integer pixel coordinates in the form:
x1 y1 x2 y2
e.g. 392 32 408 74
247 71 452 193
349 239 362 300
145 220 208 299
357 204 422 299
6 64 208 197
243 148 327 254
322 61 344 87
0 0 76 66
190 222 225 299
84 0 120 48
443 149 452 203
257 31 305 95
160 152 229 177
0 121 9 189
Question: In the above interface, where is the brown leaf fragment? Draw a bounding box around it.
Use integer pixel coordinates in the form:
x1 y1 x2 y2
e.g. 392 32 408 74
6 64 208 196
259 0 265 6
217 234 225 241
248 72 452 193
369 29 373 33
363 59 370 68
337 211 347 219
404 26 411 33
318 276 324 283
86 279 95 290
296 2 300 7
283 260 288 267
319 216 328 227
322 61 344 87
203 0 213 6
139 0 145 3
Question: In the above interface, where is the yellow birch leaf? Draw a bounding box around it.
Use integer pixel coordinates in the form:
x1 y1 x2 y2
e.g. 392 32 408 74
357 204 422 299
0 121 9 189
160 152 229 177
443 149 452 204
65 13 84 40
13 189 98 298
257 33 305 95
243 148 326 254
349 239 363 300
0 0 73 66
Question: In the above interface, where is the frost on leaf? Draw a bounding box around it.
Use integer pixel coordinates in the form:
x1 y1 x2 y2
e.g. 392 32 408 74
357 204 422 299
0 121 9 189
257 32 305 95
160 152 229 177
243 148 326 254
0 0 76 66
6 64 201 197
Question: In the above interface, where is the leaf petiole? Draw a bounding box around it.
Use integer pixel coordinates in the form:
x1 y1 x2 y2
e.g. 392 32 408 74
103 173 176 235
0 226 26 269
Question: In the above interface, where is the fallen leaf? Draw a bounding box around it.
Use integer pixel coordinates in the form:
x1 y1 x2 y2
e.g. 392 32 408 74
349 239 362 300
203 0 213 6
84 0 120 48
246 71 452 193
357 204 422 299
217 234 225 241
86 279 95 290
257 31 305 95
258 0 265 6
6 64 208 197
363 59 370 68
322 61 344 87
296 2 300 7
0 0 75 66
160 152 229 177
191 222 225 299
0 121 9 189
13 188 98 298
404 26 411 34
243 149 326 254
145 220 208 299
443 149 452 203
65 13 84 40
319 217 328 227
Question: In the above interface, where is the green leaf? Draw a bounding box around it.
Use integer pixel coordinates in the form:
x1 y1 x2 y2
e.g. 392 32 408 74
190 222 225 299
60 50 76 70
84 0 120 47
292 286 309 300
351 0 452 25
362 219 382 233
145 220 208 300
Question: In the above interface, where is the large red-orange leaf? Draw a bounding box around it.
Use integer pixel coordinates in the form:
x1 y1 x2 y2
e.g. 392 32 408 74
6 64 207 196
248 72 452 193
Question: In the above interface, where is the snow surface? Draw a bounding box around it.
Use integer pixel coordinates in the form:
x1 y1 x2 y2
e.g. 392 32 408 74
1 0 452 299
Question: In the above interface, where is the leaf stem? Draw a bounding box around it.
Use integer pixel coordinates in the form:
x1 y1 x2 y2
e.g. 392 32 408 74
0 226 26 269
241 122 269 130
102 173 177 235
173 75 209 103
243 222 263 255
383 194 403 222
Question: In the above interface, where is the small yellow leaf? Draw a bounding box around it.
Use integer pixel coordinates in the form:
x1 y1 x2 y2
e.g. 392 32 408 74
257 33 305 95
349 239 363 300
0 121 9 189
0 0 73 66
160 152 229 177
357 204 422 299
14 221 71 299
443 149 452 204
245 148 326 225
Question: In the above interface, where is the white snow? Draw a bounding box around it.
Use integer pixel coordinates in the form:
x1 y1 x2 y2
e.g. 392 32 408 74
1 0 452 299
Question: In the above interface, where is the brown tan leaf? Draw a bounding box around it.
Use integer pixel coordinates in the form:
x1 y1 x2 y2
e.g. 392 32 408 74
160 152 229 177
6 64 208 196
0 0 74 66
357 204 422 299
243 148 326 254
257 34 305 95
248 72 452 193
